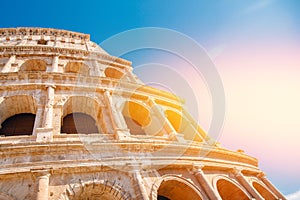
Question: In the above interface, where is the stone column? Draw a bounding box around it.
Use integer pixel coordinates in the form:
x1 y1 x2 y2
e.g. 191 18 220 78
103 91 129 139
2 55 16 72
124 69 138 82
232 168 264 200
32 105 44 136
133 171 150 200
31 169 51 200
43 85 55 128
36 85 55 142
258 173 287 200
182 109 207 140
192 165 219 200
148 99 179 141
51 54 59 72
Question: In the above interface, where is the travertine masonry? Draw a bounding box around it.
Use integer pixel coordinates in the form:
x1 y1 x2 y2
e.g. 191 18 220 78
0 28 286 200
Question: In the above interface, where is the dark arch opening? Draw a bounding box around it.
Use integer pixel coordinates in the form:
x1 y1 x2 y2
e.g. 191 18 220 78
61 112 98 134
216 179 249 200
158 195 170 200
253 182 277 200
0 113 35 136
157 179 202 200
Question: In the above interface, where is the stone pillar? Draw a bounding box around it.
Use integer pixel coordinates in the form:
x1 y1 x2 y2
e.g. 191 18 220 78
33 105 44 136
182 109 207 140
52 105 62 135
133 171 150 200
2 55 16 72
232 168 264 200
51 54 59 72
36 85 55 142
31 169 51 200
148 99 180 141
192 165 219 200
103 91 129 139
258 173 287 200
43 85 55 128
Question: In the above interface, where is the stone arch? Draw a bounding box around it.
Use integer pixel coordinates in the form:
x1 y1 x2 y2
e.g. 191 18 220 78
104 67 125 79
121 100 151 135
60 180 129 200
213 176 250 200
61 96 102 134
0 192 16 200
0 95 37 136
65 62 90 75
252 181 277 200
151 175 204 200
165 109 202 141
20 59 47 71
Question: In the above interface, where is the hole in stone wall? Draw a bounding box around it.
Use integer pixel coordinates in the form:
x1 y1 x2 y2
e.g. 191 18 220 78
37 39 47 45
61 112 98 134
216 179 249 200
157 179 203 200
0 113 35 136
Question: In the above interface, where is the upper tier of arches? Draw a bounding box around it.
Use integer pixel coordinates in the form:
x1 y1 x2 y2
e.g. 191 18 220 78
0 93 204 144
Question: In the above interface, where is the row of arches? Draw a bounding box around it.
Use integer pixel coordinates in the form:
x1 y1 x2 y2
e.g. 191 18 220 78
155 175 277 200
56 175 277 200
10 59 128 80
0 95 202 140
0 112 98 136
0 174 279 200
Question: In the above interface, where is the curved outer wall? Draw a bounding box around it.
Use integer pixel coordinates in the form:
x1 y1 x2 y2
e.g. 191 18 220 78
0 28 286 200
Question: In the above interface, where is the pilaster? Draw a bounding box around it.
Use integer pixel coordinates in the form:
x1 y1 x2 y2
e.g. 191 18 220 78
192 164 219 200
103 90 130 140
258 172 287 200
31 169 51 200
133 170 150 200
2 55 16 72
232 168 264 200
51 54 59 72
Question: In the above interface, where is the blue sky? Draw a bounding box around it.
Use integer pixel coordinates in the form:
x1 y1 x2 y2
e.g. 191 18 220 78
1 0 300 197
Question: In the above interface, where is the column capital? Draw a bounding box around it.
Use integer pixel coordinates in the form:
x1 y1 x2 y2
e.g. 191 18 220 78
257 172 266 178
191 164 204 173
231 167 243 177
45 84 56 89
30 168 52 177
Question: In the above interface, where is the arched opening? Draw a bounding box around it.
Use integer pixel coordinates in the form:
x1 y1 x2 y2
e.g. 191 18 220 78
61 112 98 134
104 67 124 79
0 95 37 136
68 183 126 200
165 110 183 133
20 59 47 71
0 113 35 136
0 192 15 200
61 96 102 134
216 179 249 200
165 109 202 141
122 101 150 135
157 179 202 200
253 182 277 200
65 62 90 75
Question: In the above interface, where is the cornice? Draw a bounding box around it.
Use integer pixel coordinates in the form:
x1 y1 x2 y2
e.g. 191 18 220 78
0 27 90 40
0 45 131 67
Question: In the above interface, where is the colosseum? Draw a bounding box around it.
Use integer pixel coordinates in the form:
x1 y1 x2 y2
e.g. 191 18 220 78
0 27 286 200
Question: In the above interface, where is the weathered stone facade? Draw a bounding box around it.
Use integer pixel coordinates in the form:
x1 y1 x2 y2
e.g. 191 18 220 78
0 28 286 200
